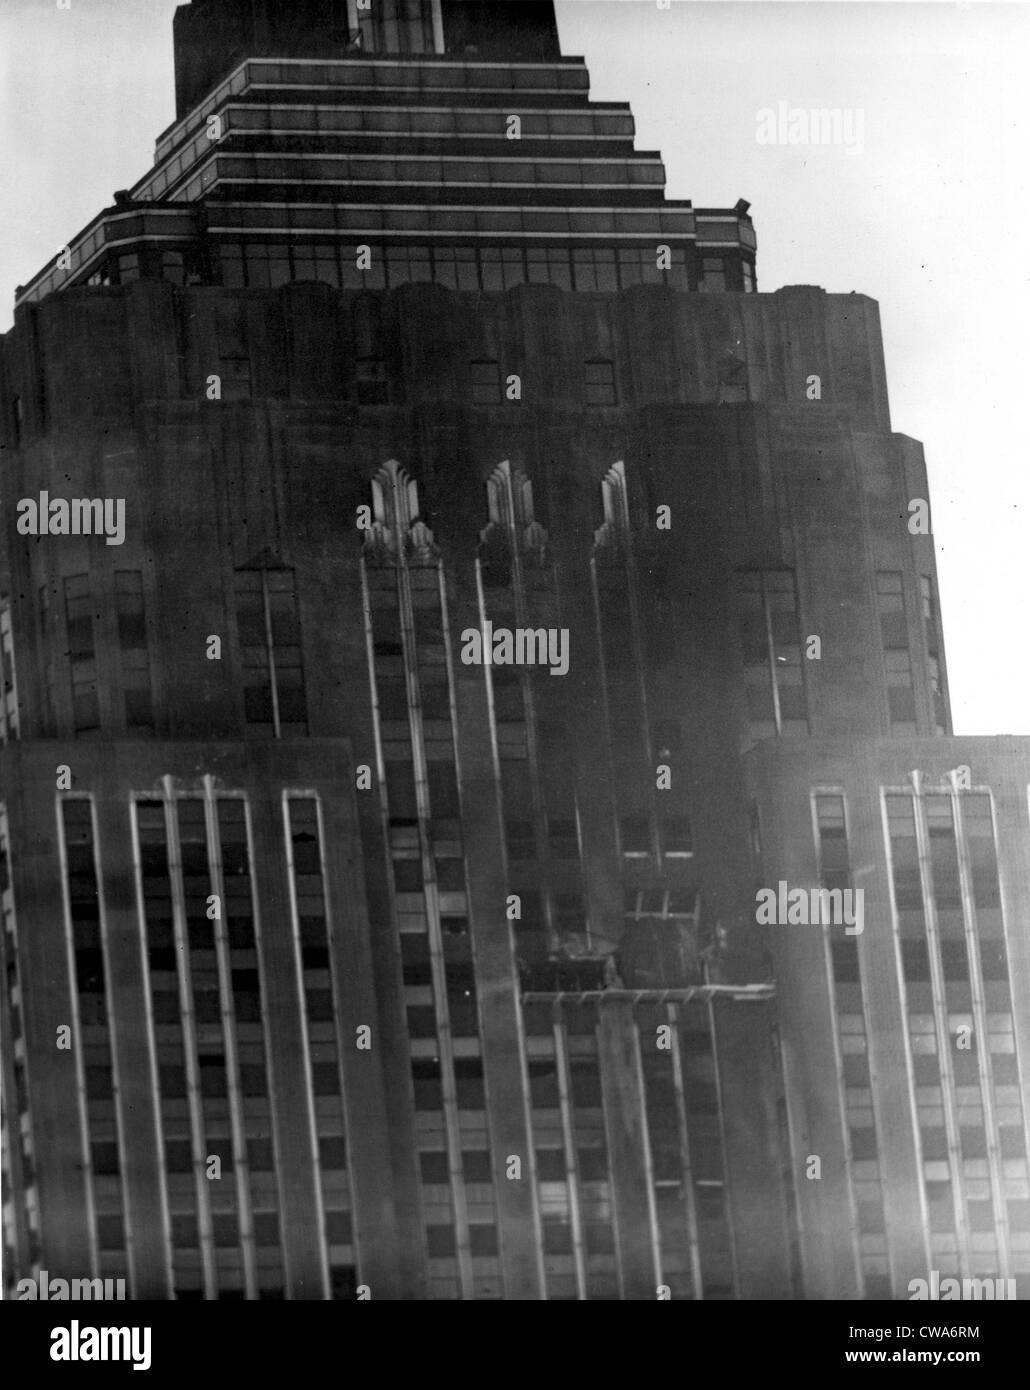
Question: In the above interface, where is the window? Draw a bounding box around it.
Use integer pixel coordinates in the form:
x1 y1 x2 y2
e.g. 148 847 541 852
64 575 99 732
355 357 389 406
0 601 19 741
876 572 916 732
470 359 502 405
699 257 727 292
814 794 850 892
886 794 924 917
385 245 432 288
526 247 572 289
572 248 618 291
616 246 670 287
920 575 947 733
742 261 755 293
480 247 525 292
12 395 23 447
585 359 617 407
966 794 1001 911
160 251 187 286
433 246 479 291
244 244 290 289
234 564 307 737
218 244 245 289
115 572 153 731
736 570 808 737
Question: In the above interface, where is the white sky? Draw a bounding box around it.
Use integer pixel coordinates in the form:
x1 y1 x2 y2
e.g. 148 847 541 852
1 1 1027 735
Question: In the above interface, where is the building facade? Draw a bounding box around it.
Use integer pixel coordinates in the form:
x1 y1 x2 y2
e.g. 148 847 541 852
1 0 1025 1301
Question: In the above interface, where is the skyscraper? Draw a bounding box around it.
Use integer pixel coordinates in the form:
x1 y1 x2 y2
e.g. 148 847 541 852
1 0 1026 1303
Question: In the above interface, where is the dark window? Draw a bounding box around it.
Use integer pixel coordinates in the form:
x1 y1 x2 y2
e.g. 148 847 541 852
585 359 617 406
470 359 502 405
115 571 153 731
462 1150 493 1183
420 1151 450 1184
355 357 389 406
64 575 99 732
97 1215 125 1249
324 1210 352 1245
234 564 307 738
699 257 726 292
736 569 807 737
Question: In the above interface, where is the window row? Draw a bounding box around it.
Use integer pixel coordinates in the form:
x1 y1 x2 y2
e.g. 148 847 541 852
217 240 700 293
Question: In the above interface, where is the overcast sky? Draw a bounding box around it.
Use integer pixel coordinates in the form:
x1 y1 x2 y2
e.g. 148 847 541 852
1 1 1027 735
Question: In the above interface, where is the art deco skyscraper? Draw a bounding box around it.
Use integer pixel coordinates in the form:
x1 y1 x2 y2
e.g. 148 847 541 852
2 0 1027 1302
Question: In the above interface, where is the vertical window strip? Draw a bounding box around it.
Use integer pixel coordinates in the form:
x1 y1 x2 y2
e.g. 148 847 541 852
216 792 286 1297
568 1026 620 1297
399 561 476 1298
662 1004 705 1298
630 1012 675 1297
948 787 1014 1274
548 1014 588 1299
0 600 18 740
55 795 107 1279
37 583 55 735
63 574 99 733
284 792 352 1299
133 791 216 1299
876 571 916 732
737 570 808 737
593 464 661 862
361 549 475 1299
126 796 175 1296
479 462 558 949
234 566 307 739
921 575 948 733
2 805 40 1263
191 785 259 1298
691 1004 739 1299
813 790 887 1294
884 784 973 1273
114 572 153 732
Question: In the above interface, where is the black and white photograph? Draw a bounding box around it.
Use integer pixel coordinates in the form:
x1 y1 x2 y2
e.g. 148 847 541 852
0 0 1027 1364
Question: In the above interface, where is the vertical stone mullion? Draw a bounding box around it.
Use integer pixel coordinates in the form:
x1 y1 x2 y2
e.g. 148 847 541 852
949 783 1011 1275
596 998 661 1298
446 552 545 1299
910 774 972 1273
54 793 100 1279
247 782 327 1299
551 1010 587 1299
397 554 473 1297
666 1003 704 1299
160 778 217 1298
95 780 171 1299
202 778 258 1298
